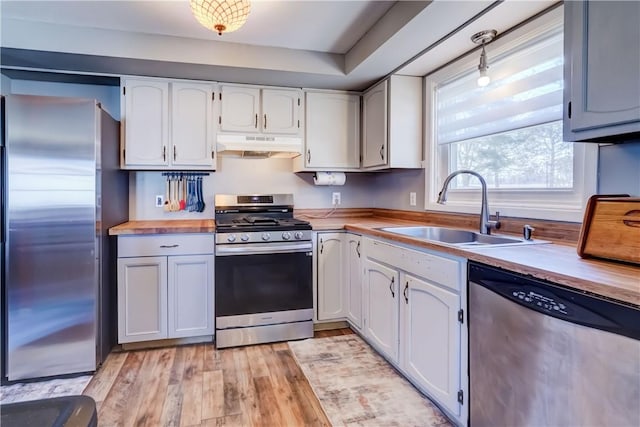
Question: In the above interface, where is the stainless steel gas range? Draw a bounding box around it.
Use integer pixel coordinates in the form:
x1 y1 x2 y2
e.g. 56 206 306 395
214 194 313 348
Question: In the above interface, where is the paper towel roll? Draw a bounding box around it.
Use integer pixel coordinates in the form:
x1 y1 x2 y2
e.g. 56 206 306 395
313 172 346 186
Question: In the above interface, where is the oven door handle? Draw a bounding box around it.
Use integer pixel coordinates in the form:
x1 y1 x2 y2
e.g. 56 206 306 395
216 242 313 256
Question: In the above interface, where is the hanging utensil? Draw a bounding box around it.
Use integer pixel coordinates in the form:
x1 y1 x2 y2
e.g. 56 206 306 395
163 175 171 212
187 176 195 212
171 176 180 212
197 176 205 212
179 176 186 211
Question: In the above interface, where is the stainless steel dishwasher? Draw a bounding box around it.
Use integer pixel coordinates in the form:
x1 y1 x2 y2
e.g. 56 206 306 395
468 262 640 427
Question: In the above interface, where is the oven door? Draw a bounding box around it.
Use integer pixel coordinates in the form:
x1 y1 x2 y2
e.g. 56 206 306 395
215 241 313 326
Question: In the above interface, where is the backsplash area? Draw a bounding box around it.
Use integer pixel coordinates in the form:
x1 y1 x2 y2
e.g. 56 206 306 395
129 157 376 220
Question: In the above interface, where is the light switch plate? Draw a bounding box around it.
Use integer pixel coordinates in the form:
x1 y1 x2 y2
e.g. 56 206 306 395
155 195 164 207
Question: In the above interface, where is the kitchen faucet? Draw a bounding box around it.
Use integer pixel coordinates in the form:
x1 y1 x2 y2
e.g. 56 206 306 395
437 170 501 234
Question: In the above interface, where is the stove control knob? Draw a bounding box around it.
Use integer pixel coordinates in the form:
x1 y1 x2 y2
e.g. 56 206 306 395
282 232 292 240
294 231 304 240
261 232 271 241
227 234 237 243
240 234 250 242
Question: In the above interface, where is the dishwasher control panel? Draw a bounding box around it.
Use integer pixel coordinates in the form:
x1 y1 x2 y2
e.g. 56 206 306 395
511 289 568 315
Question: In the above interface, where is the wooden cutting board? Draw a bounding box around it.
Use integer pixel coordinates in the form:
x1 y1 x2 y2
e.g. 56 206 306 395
577 195 640 264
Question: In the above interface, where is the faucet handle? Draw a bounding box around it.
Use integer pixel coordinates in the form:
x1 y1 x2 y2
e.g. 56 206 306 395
493 211 501 229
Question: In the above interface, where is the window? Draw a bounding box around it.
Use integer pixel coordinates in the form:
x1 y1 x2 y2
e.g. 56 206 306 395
424 6 597 222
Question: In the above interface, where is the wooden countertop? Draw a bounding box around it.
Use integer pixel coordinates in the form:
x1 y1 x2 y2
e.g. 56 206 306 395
108 217 639 305
307 217 640 306
109 220 215 235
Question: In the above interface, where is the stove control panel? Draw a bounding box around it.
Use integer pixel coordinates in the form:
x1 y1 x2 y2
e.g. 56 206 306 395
216 230 313 244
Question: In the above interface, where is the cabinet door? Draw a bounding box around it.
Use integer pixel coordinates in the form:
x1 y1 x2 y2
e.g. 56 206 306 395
362 80 388 168
345 234 363 329
219 85 260 132
305 92 360 168
364 258 399 363
117 256 168 343
262 89 301 135
317 233 346 321
564 1 640 140
401 274 461 416
122 79 169 167
167 254 214 338
171 82 216 169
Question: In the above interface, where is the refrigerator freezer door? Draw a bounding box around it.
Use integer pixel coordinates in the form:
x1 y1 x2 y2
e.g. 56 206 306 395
5 95 98 380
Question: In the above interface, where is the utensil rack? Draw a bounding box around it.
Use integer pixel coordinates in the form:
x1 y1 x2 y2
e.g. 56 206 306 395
161 172 210 178
161 172 209 213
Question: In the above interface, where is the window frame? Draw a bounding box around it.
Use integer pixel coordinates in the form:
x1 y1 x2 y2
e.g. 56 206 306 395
423 6 597 222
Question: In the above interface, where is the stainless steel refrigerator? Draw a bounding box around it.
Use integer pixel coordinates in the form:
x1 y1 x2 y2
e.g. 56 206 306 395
1 94 128 382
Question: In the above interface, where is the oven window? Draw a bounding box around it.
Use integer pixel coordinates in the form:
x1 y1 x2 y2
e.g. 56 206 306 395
215 251 312 317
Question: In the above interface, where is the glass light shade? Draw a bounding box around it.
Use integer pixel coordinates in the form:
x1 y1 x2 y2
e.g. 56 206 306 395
190 0 251 36
477 69 490 87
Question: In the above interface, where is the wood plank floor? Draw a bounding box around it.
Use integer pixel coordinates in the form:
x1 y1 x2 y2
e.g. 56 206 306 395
83 329 353 427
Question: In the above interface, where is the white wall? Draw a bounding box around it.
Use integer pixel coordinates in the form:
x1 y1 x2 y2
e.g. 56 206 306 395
130 158 377 220
9 79 120 119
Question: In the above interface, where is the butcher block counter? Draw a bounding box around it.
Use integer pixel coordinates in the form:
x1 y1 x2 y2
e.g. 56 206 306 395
109 216 639 306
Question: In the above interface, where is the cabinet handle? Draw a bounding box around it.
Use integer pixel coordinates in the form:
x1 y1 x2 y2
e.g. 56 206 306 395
163 146 166 161
320 238 323 254
211 150 215 160
255 114 258 128
307 149 311 163
173 146 177 161
389 276 395 298
159 244 179 248
568 101 572 119
356 241 361 258
264 114 267 129
379 145 385 161
404 281 409 304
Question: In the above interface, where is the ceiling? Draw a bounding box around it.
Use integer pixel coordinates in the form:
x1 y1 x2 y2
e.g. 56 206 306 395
0 0 559 90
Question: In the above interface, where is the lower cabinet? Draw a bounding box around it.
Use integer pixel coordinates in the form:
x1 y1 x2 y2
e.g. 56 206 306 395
117 234 215 344
362 237 467 425
315 232 363 329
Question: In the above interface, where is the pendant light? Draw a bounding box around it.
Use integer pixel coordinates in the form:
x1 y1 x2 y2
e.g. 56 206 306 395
190 0 251 36
471 30 497 87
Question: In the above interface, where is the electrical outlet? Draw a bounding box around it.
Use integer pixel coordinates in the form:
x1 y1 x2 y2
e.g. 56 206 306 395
332 192 341 206
409 192 417 206
155 195 164 207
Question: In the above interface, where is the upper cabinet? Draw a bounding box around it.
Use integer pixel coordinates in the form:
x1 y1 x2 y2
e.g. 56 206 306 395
219 84 302 136
563 0 640 142
362 75 422 170
121 78 216 170
294 90 360 171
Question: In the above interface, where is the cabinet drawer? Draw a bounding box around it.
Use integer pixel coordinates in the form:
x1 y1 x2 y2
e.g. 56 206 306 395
364 237 461 292
118 234 215 257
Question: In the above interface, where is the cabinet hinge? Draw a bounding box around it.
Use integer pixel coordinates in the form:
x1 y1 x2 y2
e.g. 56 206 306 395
458 309 464 324
219 92 222 101
297 119 300 128
211 151 215 159
212 92 215 101
298 98 301 106
359 154 363 163
567 101 572 119
122 87 126 96
122 149 125 160
457 390 464 405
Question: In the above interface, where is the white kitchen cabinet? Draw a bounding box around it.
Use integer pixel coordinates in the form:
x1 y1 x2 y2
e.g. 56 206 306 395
401 273 462 417
364 258 400 363
345 233 363 329
122 79 169 167
219 84 302 135
563 0 640 141
121 78 216 170
362 75 422 170
171 82 216 168
117 256 168 343
117 234 215 344
362 236 467 425
296 90 360 171
316 232 346 321
168 254 215 338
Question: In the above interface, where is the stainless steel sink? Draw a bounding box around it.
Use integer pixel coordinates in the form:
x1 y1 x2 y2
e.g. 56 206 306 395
377 226 549 247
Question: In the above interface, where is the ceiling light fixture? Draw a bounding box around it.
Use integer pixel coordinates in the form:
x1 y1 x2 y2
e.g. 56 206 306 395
471 29 497 87
189 0 251 36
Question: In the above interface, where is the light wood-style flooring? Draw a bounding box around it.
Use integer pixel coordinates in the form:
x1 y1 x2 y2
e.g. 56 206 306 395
83 329 353 427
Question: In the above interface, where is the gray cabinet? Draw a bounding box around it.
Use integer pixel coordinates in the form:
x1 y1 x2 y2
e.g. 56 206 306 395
564 0 640 141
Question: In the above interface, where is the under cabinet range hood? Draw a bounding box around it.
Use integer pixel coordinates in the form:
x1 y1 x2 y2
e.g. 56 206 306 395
216 134 302 158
